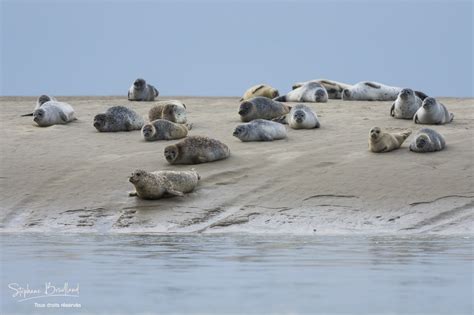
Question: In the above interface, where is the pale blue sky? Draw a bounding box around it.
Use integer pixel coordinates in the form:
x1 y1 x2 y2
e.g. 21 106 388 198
1 0 472 97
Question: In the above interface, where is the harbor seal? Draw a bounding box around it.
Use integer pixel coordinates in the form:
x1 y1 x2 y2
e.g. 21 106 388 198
409 128 446 153
129 169 200 200
343 81 403 101
21 95 58 117
274 81 328 103
292 79 352 99
390 88 423 119
33 101 76 127
368 127 412 153
240 84 279 101
93 106 144 132
273 104 320 129
164 136 230 165
142 119 191 141
233 119 287 142
128 78 159 101
148 100 187 124
413 97 454 125
238 97 291 122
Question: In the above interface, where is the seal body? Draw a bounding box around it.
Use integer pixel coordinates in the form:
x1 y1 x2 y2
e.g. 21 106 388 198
142 119 190 141
128 78 159 101
164 136 230 165
233 119 287 142
413 97 454 125
148 100 187 124
292 79 351 99
274 104 320 129
33 101 76 127
343 81 402 101
240 84 279 101
390 88 423 119
409 128 446 153
275 82 328 103
238 97 291 122
22 95 58 117
93 106 144 132
368 127 412 153
129 169 200 200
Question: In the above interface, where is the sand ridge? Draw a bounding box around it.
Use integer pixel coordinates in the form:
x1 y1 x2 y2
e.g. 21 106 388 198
0 96 472 234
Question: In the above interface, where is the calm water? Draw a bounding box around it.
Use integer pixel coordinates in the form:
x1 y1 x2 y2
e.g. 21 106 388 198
1 233 472 315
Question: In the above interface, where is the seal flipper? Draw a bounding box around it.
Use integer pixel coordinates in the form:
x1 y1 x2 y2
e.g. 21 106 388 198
413 113 419 124
128 191 138 197
59 111 68 123
390 103 395 117
185 123 193 130
314 120 320 128
153 86 159 97
127 90 132 100
273 95 287 102
166 188 184 197
251 85 265 94
272 114 288 124
364 82 381 89
21 113 34 117
414 91 428 101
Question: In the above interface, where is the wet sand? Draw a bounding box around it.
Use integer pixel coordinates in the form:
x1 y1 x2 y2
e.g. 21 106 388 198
0 96 473 234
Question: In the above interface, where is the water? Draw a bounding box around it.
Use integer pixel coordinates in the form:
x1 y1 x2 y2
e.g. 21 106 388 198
1 233 472 315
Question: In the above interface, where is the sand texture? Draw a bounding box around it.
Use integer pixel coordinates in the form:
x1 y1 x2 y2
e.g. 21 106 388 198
1 96 473 234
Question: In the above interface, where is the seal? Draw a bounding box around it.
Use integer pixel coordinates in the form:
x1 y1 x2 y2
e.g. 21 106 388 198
21 95 58 117
274 104 320 129
233 119 287 142
142 119 191 141
409 128 446 153
292 79 352 99
413 97 454 125
368 127 412 153
33 101 76 127
93 106 144 132
128 169 200 200
164 136 230 165
148 100 187 124
240 84 279 101
128 78 159 101
390 88 423 119
342 81 403 101
274 81 328 103
238 97 291 122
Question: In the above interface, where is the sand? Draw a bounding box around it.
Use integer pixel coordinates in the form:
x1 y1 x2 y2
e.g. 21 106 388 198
0 96 472 234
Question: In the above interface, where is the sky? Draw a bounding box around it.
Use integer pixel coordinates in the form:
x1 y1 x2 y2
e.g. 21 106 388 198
1 0 473 97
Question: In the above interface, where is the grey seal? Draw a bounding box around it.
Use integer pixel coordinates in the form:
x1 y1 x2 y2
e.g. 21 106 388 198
292 79 352 99
274 81 328 103
93 106 144 132
240 84 279 101
274 104 320 129
142 119 191 141
33 101 76 127
129 169 200 200
409 128 446 153
390 88 424 119
164 136 230 165
413 97 454 125
128 78 159 101
238 97 291 122
368 127 412 153
233 119 287 142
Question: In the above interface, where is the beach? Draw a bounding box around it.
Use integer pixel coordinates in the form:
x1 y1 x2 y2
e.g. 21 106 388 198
1 96 473 235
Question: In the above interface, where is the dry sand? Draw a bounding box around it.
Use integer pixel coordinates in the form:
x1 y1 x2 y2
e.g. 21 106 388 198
0 96 473 234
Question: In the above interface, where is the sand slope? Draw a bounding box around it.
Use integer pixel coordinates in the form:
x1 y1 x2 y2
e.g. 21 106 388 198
0 96 472 234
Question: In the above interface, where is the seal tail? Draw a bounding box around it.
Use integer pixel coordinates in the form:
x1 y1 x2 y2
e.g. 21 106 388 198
414 91 429 101
21 113 34 117
396 130 412 145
